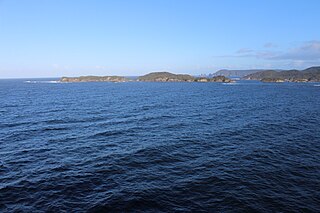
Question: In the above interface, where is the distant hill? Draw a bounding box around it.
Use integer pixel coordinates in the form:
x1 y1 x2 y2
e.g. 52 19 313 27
211 69 274 77
243 66 320 82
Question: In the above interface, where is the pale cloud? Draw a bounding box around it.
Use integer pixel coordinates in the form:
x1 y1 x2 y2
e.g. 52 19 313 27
219 49 279 59
271 40 320 60
264 42 278 48
225 41 320 62
236 48 254 54
214 41 320 69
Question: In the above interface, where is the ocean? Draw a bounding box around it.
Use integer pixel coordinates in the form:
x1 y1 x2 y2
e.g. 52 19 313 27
0 79 319 212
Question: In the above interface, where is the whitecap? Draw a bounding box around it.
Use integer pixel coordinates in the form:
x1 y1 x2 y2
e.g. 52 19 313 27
24 80 60 84
222 82 238 85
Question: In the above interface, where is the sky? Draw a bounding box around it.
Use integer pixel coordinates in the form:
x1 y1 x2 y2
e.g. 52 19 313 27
0 0 320 78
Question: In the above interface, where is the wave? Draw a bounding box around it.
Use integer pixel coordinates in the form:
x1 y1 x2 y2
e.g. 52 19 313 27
2 80 320 212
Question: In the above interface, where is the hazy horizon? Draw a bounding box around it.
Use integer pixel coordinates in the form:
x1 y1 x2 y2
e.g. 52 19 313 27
1 66 320 80
1 0 320 78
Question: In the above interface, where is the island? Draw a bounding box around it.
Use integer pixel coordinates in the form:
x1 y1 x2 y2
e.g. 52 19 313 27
194 75 234 83
60 72 234 83
243 66 320 82
137 72 194 82
60 76 129 83
137 72 234 82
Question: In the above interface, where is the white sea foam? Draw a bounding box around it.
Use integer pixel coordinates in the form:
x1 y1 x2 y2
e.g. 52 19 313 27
222 82 238 85
25 80 60 84
314 84 320 87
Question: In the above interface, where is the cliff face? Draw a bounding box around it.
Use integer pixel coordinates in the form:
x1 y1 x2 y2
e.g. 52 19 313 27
243 67 320 82
60 76 129 82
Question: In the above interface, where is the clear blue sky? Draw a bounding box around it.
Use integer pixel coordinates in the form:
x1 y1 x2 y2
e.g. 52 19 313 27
0 0 319 78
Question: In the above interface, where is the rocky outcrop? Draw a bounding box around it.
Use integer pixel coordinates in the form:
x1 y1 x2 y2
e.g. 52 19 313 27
195 76 234 83
261 78 285 83
195 78 209 82
211 76 234 83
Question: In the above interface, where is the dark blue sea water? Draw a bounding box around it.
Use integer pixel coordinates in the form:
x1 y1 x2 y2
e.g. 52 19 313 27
1 79 320 212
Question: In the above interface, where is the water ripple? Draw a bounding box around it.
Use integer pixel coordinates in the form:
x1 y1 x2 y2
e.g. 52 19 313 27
0 80 319 212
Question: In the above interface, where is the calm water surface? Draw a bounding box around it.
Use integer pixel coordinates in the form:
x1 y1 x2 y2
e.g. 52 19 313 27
0 79 320 212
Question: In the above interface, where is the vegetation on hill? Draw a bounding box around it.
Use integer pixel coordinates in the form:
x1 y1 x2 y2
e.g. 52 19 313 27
243 66 320 82
60 72 234 83
138 72 234 82
137 72 195 82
